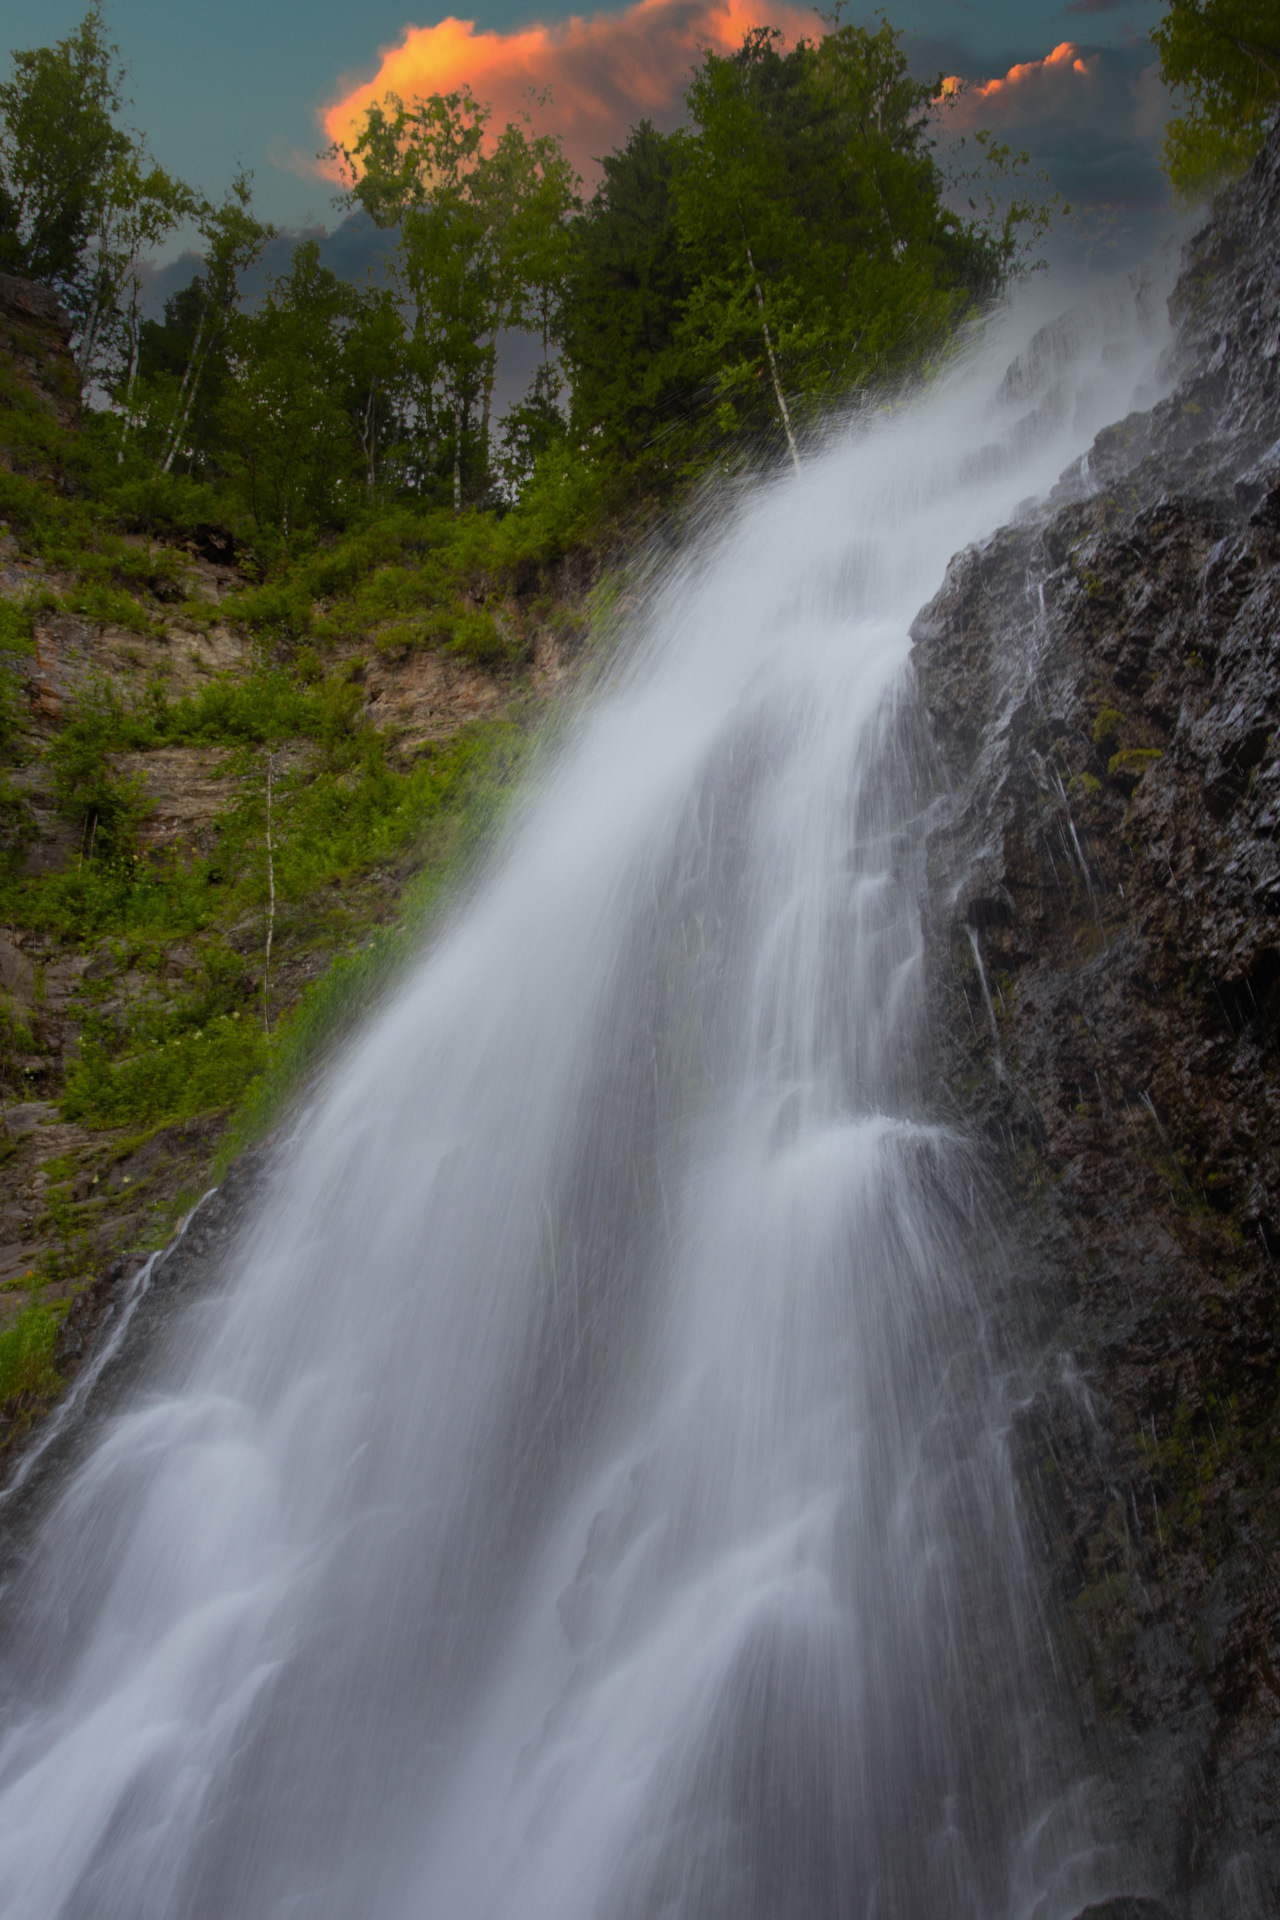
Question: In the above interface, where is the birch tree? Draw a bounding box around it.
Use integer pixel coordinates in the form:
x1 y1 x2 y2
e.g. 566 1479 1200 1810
0 5 128 296
672 23 1000 455
158 175 273 475
330 92 576 508
74 155 195 417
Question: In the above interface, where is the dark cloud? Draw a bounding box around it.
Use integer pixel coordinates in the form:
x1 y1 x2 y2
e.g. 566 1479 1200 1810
140 211 397 317
928 37 1176 269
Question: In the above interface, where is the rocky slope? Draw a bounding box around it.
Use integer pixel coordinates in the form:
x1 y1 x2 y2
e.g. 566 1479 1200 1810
912 126 1280 1913
0 272 588 1459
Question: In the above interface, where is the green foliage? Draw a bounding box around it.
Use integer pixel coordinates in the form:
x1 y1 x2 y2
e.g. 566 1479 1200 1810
45 676 153 861
139 175 275 479
559 121 697 498
0 4 129 289
223 712 528 1156
675 24 1019 443
0 1297 60 1407
62 1011 268 1129
332 90 579 510
1153 0 1279 198
37 707 526 1140
218 241 388 533
62 582 152 630
559 20 1042 496
0 6 194 398
79 153 196 397
0 591 45 654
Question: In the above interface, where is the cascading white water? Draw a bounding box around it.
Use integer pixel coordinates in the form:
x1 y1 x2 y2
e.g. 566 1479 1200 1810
0 279 1171 1920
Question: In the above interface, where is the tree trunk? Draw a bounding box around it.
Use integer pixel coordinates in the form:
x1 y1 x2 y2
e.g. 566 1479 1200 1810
745 241 801 477
75 272 105 387
362 376 379 496
160 298 212 475
479 336 497 476
263 751 276 1035
118 308 142 464
453 393 463 515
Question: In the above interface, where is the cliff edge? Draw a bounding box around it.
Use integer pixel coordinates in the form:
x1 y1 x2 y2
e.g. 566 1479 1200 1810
913 124 1280 1913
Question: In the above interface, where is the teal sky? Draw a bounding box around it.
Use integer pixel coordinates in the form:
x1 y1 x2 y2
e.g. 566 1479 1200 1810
0 0 1164 232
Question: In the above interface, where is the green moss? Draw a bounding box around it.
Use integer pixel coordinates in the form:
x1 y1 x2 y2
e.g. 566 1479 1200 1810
1108 746 1163 777
1093 704 1124 747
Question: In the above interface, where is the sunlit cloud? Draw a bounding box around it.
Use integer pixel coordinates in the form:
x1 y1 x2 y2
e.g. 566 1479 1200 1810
320 0 816 183
941 41 1098 120
313 15 1169 247
937 38 1169 207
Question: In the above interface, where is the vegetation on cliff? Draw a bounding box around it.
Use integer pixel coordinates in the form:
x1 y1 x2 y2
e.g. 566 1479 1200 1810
1154 0 1279 198
0 0 1259 1439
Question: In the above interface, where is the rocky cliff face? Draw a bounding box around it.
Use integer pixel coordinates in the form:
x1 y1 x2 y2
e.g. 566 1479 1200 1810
0 272 77 436
912 128 1280 1913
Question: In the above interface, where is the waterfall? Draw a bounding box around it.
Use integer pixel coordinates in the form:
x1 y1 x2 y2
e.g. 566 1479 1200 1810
0 280 1169 1920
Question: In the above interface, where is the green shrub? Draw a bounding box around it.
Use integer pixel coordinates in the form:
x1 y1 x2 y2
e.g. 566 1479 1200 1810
62 1012 270 1130
62 583 153 632
0 1300 61 1407
45 679 155 861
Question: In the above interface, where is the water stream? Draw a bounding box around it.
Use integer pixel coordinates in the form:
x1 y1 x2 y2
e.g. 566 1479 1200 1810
0 280 1169 1919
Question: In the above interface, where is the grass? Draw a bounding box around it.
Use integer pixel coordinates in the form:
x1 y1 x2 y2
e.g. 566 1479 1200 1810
0 1297 62 1415
0 332 603 1357
219 706 532 1163
17 698 533 1152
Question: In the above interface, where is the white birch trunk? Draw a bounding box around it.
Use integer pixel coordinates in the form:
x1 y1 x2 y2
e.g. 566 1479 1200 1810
745 241 801 477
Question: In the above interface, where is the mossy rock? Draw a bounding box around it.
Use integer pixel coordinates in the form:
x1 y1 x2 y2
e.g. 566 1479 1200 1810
1093 704 1124 747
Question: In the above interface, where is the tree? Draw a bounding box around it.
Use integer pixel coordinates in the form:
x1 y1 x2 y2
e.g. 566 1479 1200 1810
76 155 195 405
135 278 231 474
671 22 1012 460
156 174 274 474
218 240 374 535
496 360 568 499
341 285 407 498
330 92 577 509
558 121 699 497
0 8 195 424
0 5 130 297
557 20 1025 499
1153 0 1279 198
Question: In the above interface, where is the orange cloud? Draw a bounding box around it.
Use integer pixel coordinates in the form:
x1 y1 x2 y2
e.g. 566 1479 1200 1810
320 0 816 182
939 41 1104 131
969 40 1095 100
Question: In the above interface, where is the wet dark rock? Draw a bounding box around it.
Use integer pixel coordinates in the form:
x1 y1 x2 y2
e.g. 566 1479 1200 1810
0 1139 276 1581
182 521 238 567
1074 1903 1175 1920
914 123 1280 1915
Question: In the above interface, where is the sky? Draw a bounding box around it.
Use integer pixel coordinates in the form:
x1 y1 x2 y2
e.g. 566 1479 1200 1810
0 0 1176 299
